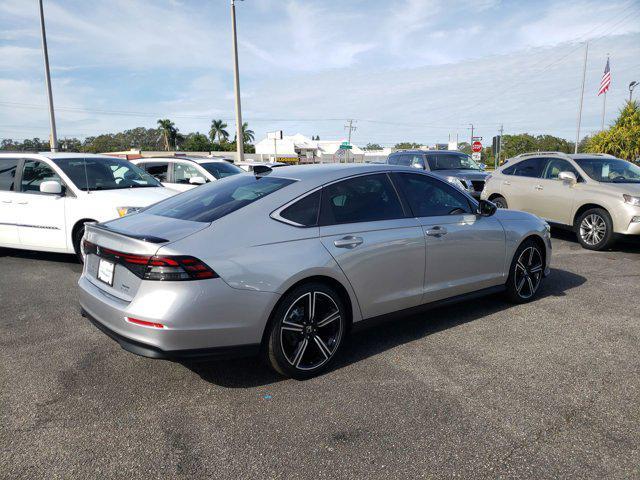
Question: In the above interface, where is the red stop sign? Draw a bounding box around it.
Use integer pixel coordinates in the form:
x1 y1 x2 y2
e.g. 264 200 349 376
472 141 482 153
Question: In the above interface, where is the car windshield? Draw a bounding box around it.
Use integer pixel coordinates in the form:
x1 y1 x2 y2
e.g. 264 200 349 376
427 153 482 171
52 157 161 191
145 175 295 223
575 157 640 183
201 161 243 179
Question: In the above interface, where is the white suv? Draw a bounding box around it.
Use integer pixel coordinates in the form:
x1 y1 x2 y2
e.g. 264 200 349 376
0 152 176 260
132 157 243 192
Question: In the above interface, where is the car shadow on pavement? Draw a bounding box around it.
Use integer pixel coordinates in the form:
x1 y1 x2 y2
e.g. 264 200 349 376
184 267 586 388
0 247 81 266
551 227 640 253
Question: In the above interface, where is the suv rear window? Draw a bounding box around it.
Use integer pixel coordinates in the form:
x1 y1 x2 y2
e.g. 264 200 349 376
145 175 295 223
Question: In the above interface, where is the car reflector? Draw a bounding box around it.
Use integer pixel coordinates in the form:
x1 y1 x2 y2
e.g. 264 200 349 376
125 317 166 329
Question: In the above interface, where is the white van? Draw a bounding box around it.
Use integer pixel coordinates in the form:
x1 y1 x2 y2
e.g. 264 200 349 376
0 153 176 261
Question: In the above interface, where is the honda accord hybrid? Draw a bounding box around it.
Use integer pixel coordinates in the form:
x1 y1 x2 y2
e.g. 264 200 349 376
79 164 551 378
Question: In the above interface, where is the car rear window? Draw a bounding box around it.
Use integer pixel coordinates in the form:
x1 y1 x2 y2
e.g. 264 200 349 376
145 175 295 223
279 190 321 226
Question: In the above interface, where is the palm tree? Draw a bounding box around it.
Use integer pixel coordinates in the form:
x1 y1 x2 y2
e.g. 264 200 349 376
209 119 229 143
241 122 255 144
157 119 176 151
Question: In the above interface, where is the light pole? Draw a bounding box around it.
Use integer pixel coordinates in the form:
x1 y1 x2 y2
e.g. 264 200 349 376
630 81 638 102
38 0 58 152
230 0 244 163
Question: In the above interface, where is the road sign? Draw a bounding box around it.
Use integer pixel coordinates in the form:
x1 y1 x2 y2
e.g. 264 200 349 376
472 152 481 161
472 141 482 153
267 130 283 140
339 142 352 150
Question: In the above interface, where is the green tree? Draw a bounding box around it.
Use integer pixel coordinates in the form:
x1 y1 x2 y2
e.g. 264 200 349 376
364 143 383 150
209 119 229 143
157 119 176 151
394 142 421 149
586 101 640 162
182 132 211 151
241 122 254 144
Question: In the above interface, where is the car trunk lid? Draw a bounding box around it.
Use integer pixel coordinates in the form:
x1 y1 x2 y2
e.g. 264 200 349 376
83 213 209 301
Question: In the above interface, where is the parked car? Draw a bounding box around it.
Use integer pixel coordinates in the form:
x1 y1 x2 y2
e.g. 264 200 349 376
79 164 551 378
481 152 640 250
235 161 288 172
132 156 243 191
387 150 488 198
0 153 176 261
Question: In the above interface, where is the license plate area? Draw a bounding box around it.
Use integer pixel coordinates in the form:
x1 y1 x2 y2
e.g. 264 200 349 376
97 258 115 286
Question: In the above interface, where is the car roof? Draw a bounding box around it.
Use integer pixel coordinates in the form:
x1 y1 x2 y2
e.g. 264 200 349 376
0 152 125 161
133 156 233 164
390 150 465 155
265 163 425 184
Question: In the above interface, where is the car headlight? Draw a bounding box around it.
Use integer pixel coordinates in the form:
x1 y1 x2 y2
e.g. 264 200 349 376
445 176 466 191
623 194 640 207
116 206 142 217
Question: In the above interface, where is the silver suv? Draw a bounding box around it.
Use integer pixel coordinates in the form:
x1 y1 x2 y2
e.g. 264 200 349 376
481 152 640 250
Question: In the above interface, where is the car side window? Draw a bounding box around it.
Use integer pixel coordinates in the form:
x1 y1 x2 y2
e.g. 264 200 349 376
542 158 580 180
20 160 61 193
0 158 19 191
509 158 546 178
320 174 404 225
142 162 169 182
394 173 473 217
409 155 425 169
173 162 204 184
279 190 321 227
388 154 411 167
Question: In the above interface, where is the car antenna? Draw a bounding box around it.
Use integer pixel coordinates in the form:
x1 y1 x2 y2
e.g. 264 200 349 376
83 154 91 193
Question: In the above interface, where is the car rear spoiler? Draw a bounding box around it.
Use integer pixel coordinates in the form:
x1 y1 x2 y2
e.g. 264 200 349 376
89 222 169 244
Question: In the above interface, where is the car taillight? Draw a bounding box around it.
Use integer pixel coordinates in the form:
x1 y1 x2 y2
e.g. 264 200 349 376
83 239 217 281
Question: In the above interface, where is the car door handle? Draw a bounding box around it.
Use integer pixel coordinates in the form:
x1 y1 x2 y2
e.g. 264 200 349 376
534 185 544 191
503 181 511 185
334 236 363 248
1 200 11 204
16 201 28 205
425 226 447 237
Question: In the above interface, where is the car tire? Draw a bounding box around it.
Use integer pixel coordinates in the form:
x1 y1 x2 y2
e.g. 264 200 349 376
492 196 508 209
575 208 615 251
265 283 347 379
72 223 87 264
505 238 545 303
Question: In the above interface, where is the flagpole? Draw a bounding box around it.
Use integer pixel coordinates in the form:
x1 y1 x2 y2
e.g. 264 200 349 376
601 54 609 131
575 42 588 154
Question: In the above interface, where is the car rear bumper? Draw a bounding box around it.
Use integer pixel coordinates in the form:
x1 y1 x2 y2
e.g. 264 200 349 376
78 274 279 356
82 308 260 360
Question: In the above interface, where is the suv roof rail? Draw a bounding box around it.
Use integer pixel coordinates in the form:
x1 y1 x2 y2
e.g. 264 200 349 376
580 152 617 158
515 151 571 159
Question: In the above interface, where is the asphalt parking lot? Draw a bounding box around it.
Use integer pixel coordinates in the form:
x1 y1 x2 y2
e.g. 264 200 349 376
1 232 639 479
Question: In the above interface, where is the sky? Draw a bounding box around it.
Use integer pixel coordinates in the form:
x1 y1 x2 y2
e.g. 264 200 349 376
0 0 639 147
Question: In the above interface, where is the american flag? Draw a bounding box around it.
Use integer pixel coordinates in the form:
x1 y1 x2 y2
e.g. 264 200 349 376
597 58 611 96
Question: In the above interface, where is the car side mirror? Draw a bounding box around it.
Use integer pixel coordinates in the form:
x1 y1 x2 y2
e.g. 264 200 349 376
558 171 577 184
189 176 206 185
40 180 62 195
477 199 497 217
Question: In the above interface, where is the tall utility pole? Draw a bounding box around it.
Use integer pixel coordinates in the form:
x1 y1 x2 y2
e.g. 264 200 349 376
469 123 474 145
230 0 244 163
38 0 58 152
496 124 504 169
575 41 588 154
344 119 356 163
630 81 638 102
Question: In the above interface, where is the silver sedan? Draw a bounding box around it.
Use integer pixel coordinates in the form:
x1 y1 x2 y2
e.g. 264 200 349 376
78 164 552 378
